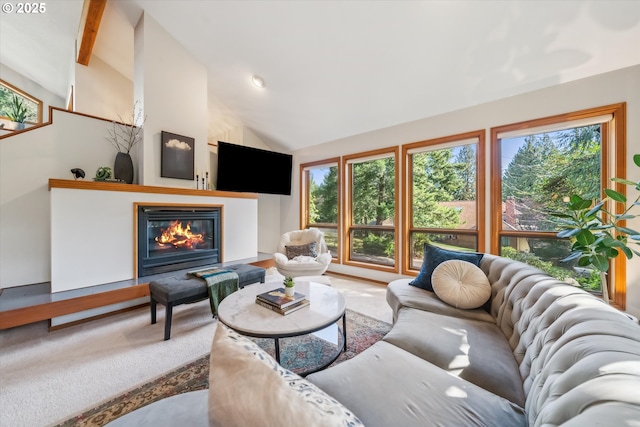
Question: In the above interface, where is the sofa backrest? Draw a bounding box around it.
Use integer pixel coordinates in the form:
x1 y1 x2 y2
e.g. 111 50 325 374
480 254 640 426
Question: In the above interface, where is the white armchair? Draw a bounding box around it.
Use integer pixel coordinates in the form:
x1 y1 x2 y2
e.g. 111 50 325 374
273 228 332 277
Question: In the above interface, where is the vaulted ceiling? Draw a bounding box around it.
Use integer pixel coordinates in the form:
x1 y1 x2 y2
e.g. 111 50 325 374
1 1 639 152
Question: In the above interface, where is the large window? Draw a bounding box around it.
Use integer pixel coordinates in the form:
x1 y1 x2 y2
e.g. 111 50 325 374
301 159 340 259
343 148 399 271
0 79 42 125
403 131 485 274
491 104 627 308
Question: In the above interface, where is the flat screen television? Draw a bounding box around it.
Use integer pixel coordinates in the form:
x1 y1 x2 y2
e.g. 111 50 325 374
216 141 293 195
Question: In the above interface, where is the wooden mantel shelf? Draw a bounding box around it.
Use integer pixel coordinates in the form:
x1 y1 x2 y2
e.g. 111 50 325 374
48 179 258 199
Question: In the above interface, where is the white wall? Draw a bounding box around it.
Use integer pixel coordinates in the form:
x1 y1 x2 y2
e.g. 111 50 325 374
134 13 209 188
287 65 640 317
0 63 66 122
0 110 132 288
50 187 257 292
74 56 133 121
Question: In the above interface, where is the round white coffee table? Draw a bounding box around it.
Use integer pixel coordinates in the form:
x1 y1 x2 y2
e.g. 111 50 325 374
217 281 346 375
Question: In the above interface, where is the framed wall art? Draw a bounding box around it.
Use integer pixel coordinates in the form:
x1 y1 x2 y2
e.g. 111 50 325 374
161 131 195 180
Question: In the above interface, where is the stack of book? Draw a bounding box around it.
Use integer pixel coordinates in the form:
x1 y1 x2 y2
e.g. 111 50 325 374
255 288 310 315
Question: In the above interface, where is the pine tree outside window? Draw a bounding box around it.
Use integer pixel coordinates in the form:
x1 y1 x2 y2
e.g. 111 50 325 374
490 104 627 307
402 131 485 274
343 148 399 271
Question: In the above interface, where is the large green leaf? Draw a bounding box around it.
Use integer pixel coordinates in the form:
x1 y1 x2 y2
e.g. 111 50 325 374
585 202 605 217
617 227 640 236
568 195 592 210
578 257 593 267
634 154 640 167
620 245 633 259
604 188 627 203
611 177 638 186
576 229 596 245
604 247 619 258
615 214 636 220
590 254 610 272
557 228 580 238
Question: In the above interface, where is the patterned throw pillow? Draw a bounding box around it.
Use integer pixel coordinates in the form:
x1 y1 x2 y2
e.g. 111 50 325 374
409 242 483 292
208 324 363 427
285 242 318 259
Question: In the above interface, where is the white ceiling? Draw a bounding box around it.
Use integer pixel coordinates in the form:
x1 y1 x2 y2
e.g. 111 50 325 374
2 1 640 152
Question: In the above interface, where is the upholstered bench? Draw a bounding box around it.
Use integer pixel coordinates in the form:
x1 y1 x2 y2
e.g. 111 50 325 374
150 264 266 340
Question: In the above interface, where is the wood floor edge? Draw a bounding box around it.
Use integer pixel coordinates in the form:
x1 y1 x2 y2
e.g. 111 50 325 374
0 284 150 330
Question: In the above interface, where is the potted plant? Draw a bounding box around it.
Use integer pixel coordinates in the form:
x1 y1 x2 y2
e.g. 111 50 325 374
105 102 145 184
552 154 640 303
5 95 29 130
94 166 113 181
283 276 295 297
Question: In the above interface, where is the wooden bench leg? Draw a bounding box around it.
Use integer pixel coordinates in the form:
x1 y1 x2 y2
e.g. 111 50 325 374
150 296 157 325
164 303 173 341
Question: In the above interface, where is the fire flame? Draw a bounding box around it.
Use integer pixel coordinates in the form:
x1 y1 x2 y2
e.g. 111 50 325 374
155 220 204 248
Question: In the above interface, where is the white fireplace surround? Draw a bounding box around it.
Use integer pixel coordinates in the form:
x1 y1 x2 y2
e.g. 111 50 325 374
50 181 258 293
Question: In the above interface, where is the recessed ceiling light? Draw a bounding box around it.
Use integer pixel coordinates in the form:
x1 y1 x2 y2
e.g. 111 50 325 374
251 74 265 88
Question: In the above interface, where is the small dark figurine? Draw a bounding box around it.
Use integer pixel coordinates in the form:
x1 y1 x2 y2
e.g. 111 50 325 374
71 168 85 180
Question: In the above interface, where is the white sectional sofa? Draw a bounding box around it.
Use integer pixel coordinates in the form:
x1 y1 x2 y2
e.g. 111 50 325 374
307 254 640 426
111 253 640 426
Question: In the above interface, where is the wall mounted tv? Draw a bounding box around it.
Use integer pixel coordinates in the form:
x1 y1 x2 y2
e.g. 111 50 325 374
216 141 293 195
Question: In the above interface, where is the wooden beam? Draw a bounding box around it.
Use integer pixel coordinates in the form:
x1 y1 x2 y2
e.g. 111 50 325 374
77 0 107 66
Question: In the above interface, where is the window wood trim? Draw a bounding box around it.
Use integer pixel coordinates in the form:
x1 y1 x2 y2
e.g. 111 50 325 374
343 147 399 273
0 79 43 124
489 103 627 309
300 157 342 262
402 130 485 275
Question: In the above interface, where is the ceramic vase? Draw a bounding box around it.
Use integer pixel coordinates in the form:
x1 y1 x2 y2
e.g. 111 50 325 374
285 286 295 297
114 152 134 184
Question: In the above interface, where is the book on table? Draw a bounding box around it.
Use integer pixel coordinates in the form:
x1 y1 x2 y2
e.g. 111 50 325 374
255 298 310 316
256 287 306 309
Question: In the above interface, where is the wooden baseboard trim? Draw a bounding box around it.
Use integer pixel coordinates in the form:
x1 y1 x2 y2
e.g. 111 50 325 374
0 284 150 330
326 271 389 286
48 303 149 331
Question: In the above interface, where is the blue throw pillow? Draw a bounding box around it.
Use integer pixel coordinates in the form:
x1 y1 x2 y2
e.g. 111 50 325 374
409 243 484 292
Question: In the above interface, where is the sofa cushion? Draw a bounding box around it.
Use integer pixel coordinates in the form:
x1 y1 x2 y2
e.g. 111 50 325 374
382 307 525 406
307 340 526 427
208 324 363 427
432 260 491 309
410 243 483 292
387 279 494 324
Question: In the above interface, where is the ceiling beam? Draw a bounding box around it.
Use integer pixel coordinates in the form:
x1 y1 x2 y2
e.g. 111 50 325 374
76 0 107 66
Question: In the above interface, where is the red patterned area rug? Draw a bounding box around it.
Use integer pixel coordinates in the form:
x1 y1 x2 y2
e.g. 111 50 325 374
56 309 391 427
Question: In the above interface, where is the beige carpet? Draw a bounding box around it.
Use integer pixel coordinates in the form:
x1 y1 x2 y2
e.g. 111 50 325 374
0 272 391 427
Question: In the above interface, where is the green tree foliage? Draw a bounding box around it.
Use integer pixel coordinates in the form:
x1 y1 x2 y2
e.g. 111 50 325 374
501 124 607 292
540 126 601 211
502 135 555 201
412 150 462 228
452 145 476 201
502 126 602 232
310 166 338 224
352 158 395 226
